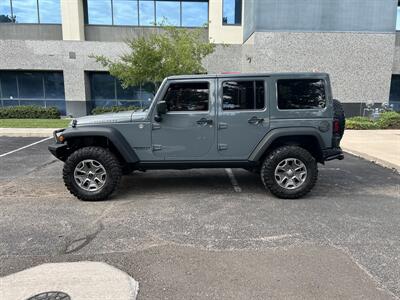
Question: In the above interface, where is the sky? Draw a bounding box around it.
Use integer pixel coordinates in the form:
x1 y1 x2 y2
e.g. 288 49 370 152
0 0 61 23
398 7 400 30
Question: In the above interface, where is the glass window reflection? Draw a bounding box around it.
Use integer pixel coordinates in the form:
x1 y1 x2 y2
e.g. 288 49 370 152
113 0 138 26
39 0 61 24
223 0 241 25
182 1 208 27
116 80 136 100
18 72 44 99
44 72 65 99
89 72 154 109
85 0 208 28
91 73 115 100
87 0 112 25
0 0 13 23
139 0 154 26
12 0 38 23
156 1 180 26
397 5 400 31
0 73 18 99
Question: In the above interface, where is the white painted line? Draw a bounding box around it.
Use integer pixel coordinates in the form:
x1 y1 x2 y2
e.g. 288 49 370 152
0 136 52 158
225 168 242 193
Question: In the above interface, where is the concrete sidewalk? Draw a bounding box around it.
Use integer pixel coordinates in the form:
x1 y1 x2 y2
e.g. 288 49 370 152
1 262 139 300
0 128 55 137
341 130 400 172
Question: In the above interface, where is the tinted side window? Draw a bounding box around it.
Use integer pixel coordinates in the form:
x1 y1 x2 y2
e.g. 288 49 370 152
164 82 209 112
223 81 265 110
277 79 326 110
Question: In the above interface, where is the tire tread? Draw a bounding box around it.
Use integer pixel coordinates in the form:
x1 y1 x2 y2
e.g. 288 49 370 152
63 146 122 201
261 145 318 199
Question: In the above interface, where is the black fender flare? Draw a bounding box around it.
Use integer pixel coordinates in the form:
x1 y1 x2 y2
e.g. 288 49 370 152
248 127 326 162
62 126 139 163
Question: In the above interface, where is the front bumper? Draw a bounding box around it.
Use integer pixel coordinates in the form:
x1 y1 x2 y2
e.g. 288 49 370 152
48 143 69 161
48 129 69 161
323 147 344 161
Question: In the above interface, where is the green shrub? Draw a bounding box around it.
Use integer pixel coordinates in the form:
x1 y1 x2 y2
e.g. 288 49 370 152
91 106 139 115
377 111 400 129
346 119 379 130
0 105 60 119
346 111 400 130
346 116 371 123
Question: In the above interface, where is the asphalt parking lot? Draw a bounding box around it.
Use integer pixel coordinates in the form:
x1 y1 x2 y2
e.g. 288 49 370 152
0 136 399 299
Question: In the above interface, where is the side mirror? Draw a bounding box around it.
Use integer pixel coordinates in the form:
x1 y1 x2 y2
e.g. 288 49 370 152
157 101 167 115
154 101 167 122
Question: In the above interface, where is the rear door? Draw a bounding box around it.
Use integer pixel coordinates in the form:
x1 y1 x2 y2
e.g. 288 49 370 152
217 77 270 159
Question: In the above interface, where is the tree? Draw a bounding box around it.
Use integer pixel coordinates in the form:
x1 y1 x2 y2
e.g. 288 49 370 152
93 25 216 93
0 15 15 23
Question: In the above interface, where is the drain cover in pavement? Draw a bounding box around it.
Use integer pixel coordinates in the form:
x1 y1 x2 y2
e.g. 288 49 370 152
27 291 71 300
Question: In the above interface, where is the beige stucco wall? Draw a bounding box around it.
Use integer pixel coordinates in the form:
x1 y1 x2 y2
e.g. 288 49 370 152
208 0 244 44
61 0 85 41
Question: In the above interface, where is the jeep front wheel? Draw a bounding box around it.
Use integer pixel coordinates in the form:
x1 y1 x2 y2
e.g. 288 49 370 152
63 147 122 201
261 146 318 199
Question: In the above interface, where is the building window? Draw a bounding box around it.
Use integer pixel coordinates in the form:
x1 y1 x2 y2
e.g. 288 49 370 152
89 72 155 110
397 1 400 31
156 1 180 26
0 71 66 114
87 0 112 25
38 0 62 23
222 81 265 110
389 75 400 105
85 0 208 27
0 0 61 24
0 0 14 22
182 1 208 27
277 79 326 110
113 0 138 26
138 0 155 26
222 0 241 25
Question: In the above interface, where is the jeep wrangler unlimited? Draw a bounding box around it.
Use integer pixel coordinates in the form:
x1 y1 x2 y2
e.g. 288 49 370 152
49 73 345 200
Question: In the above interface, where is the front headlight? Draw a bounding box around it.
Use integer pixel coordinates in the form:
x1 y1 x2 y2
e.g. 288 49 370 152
53 129 65 143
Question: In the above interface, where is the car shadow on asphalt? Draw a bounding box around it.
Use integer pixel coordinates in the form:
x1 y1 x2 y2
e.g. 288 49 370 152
112 154 400 202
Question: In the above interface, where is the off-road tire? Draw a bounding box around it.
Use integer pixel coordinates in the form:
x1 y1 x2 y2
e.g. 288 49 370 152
333 99 346 138
261 146 318 199
63 147 122 201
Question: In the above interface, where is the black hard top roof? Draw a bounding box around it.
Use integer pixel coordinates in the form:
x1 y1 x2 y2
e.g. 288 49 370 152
167 72 329 80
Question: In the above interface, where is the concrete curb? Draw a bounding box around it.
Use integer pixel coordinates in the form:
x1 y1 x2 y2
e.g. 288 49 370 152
343 148 400 174
1 262 139 300
0 128 56 137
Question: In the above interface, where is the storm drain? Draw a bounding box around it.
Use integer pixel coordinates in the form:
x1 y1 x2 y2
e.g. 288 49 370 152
26 291 71 300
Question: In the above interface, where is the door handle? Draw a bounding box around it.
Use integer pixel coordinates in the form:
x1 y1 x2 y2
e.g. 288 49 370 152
248 116 264 125
197 118 213 126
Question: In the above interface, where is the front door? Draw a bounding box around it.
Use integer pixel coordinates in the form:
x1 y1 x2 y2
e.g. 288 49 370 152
217 78 270 159
151 80 215 160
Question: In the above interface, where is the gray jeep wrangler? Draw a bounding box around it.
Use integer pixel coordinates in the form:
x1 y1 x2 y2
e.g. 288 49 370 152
49 73 345 200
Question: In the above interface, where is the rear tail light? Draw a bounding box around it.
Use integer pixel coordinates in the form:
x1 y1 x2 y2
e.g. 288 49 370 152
333 119 340 134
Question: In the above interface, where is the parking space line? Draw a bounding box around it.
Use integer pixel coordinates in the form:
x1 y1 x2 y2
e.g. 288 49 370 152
0 136 52 158
225 168 242 193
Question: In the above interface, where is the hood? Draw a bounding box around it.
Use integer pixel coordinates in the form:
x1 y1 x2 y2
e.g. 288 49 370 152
73 110 148 126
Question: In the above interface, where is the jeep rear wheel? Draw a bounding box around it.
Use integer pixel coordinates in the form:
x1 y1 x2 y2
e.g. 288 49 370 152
63 147 122 201
261 146 318 199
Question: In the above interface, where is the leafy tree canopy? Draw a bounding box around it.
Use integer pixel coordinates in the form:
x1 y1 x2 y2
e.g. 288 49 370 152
93 25 216 92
